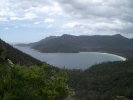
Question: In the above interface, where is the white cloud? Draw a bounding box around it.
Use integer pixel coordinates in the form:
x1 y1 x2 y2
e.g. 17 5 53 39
0 0 62 21
10 13 37 20
0 0 133 39
24 13 38 20
44 18 54 23
64 22 80 28
34 22 41 25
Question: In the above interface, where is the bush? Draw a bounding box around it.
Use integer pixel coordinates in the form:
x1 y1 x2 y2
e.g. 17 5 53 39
0 64 73 100
115 96 128 100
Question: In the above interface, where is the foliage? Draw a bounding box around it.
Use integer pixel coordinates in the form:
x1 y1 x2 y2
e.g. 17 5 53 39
2 36 133 100
0 64 72 100
67 60 133 100
0 39 42 66
115 96 128 100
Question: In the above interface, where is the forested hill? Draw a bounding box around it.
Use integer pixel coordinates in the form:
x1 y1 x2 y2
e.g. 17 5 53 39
0 39 42 66
24 34 133 54
67 60 133 100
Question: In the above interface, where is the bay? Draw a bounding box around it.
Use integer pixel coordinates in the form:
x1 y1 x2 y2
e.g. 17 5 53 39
14 46 126 69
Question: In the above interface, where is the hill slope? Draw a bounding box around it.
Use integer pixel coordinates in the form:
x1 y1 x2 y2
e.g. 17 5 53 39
27 34 133 54
0 39 42 66
68 60 133 100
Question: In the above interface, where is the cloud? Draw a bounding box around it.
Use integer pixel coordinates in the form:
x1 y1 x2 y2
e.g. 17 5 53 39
44 18 54 23
10 13 38 20
0 0 62 21
1 0 133 42
64 22 81 28
56 0 133 35
57 0 130 19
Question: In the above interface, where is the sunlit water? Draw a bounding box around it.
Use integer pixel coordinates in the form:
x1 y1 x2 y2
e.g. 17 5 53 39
14 46 126 69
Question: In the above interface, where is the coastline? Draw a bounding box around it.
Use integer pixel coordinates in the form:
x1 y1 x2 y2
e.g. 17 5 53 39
101 52 127 61
79 52 127 61
98 51 128 61
14 45 128 61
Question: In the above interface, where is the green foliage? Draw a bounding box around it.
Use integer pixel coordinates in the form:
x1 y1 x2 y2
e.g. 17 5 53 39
68 60 133 100
115 96 128 100
0 64 72 100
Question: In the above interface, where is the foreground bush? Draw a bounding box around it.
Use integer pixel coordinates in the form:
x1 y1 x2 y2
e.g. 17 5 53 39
0 64 73 100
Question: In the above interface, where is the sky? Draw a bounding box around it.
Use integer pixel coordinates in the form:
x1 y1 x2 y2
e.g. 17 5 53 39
0 0 133 43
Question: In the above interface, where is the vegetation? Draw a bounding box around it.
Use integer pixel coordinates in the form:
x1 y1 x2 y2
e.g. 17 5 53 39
0 63 73 100
0 39 42 66
2 38 133 100
67 60 133 100
20 34 133 100
0 44 73 100
115 96 128 100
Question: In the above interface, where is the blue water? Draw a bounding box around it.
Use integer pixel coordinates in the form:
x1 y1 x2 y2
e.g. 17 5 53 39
14 46 126 69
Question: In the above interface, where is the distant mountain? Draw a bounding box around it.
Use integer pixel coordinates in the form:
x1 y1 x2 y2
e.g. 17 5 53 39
27 34 133 53
15 43 29 47
0 39 42 66
16 36 58 47
30 36 58 47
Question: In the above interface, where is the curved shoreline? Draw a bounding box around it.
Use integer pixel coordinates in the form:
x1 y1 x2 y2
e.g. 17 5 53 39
25 46 128 61
101 52 127 61
79 52 127 61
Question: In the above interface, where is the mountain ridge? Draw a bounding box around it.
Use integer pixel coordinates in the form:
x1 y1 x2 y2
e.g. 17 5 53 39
21 34 133 54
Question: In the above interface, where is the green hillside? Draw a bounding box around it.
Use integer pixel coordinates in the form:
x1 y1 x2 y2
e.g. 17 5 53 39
68 60 133 100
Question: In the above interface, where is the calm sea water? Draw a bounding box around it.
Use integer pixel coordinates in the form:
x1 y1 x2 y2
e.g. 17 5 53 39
14 46 126 69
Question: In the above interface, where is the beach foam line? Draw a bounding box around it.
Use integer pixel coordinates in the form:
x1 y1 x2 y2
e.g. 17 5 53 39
102 52 127 61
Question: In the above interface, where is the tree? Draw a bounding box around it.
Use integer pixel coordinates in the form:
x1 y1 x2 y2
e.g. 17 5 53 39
115 96 128 100
0 64 73 100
